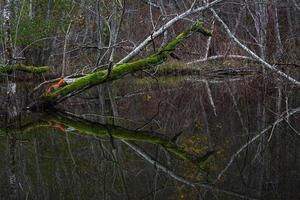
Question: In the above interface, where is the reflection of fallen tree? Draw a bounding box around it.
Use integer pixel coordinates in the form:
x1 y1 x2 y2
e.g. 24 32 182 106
8 111 256 199
124 140 257 200
214 107 300 184
207 67 259 77
16 110 213 165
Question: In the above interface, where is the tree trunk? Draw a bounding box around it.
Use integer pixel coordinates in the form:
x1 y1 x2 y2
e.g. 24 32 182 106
3 0 13 64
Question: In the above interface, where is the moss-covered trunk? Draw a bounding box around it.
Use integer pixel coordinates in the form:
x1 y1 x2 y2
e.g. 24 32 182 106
0 64 50 74
33 21 211 108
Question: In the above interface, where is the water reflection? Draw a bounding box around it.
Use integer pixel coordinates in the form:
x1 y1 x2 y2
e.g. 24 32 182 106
0 76 300 200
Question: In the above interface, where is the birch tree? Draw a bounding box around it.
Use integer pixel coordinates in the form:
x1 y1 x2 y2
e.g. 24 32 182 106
3 0 13 64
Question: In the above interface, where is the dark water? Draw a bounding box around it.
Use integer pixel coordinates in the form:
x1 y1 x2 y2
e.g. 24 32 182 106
0 74 300 200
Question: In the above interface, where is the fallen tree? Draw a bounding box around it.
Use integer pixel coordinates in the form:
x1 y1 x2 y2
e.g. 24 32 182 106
29 21 211 110
0 64 50 74
117 0 223 64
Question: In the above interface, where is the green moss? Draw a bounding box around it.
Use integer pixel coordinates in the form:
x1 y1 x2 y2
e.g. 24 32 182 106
46 70 107 100
0 64 49 74
42 20 211 103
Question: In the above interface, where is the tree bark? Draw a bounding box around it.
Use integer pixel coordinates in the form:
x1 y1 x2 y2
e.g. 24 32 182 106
3 0 13 64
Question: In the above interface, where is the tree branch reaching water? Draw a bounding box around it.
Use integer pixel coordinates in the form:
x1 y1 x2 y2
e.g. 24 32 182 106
30 21 212 109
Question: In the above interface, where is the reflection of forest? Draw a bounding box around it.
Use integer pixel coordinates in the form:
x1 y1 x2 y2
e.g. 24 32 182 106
0 76 300 199
0 111 213 200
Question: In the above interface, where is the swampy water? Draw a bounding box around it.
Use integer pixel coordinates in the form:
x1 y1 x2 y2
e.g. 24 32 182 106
0 74 300 200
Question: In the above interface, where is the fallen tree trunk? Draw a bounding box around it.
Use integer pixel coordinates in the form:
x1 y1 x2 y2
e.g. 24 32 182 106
0 64 50 74
30 21 211 109
187 54 256 65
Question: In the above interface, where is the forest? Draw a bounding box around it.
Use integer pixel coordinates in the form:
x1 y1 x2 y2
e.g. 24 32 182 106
0 0 300 199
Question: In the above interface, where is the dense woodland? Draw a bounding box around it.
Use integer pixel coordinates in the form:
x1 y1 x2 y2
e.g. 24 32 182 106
0 0 300 200
0 0 299 95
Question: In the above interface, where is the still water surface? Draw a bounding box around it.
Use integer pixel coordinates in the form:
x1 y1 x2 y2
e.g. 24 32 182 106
0 75 299 199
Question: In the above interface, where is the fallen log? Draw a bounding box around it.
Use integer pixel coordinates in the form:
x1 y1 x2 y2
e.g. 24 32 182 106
29 21 211 110
0 64 49 74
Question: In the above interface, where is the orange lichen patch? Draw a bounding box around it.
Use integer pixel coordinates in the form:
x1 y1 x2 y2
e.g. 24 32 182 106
48 121 66 133
46 79 66 94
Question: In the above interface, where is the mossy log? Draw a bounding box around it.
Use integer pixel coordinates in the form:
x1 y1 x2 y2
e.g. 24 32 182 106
36 21 211 107
0 64 49 74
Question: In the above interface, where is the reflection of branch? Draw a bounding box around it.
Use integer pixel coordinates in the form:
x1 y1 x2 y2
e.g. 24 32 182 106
8 135 17 199
136 101 162 131
226 83 248 134
123 140 257 200
284 119 300 137
123 140 195 186
17 110 210 165
52 111 210 164
204 80 217 116
214 107 300 184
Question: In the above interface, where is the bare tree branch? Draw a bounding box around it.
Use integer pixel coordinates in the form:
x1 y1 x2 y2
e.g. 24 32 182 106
211 9 300 86
117 0 224 65
188 54 255 64
292 0 300 11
